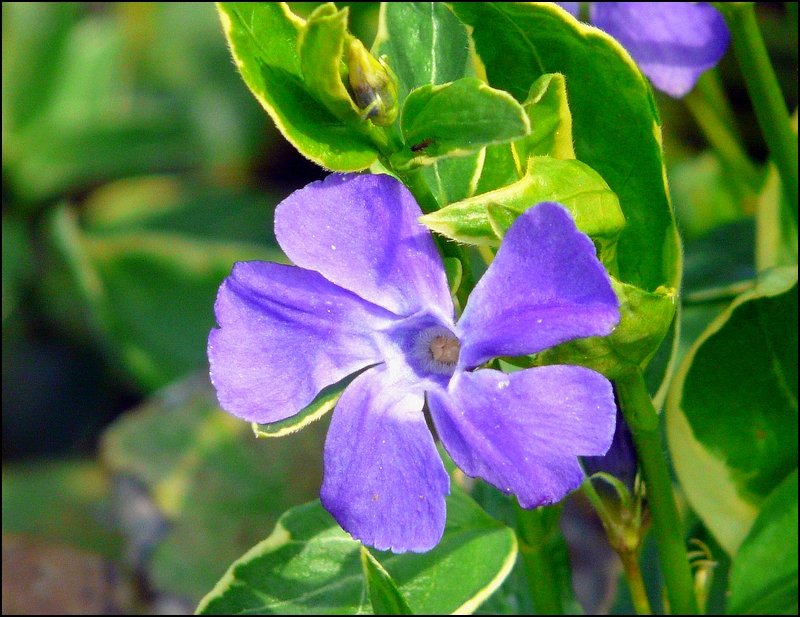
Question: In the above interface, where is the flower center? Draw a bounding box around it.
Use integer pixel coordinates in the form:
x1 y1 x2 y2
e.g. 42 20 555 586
412 325 460 376
430 335 460 365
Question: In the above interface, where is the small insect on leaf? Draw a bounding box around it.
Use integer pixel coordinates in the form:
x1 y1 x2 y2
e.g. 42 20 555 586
411 138 434 153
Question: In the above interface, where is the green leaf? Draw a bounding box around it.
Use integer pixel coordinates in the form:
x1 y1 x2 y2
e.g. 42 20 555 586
515 73 575 161
3 4 272 205
416 74 577 207
727 470 798 615
360 547 413 615
474 72 575 199
443 256 463 297
252 378 349 438
420 157 624 259
454 2 679 292
298 4 360 122
682 220 757 297
666 267 798 554
755 162 798 271
196 488 517 615
669 152 745 240
41 199 279 391
2 215 34 321
421 152 486 206
1 2 79 130
475 143 522 195
4 8 198 203
101 375 327 600
216 2 378 170
533 279 677 379
2 460 122 559
80 176 278 246
394 77 529 168
372 1 473 105
373 2 485 205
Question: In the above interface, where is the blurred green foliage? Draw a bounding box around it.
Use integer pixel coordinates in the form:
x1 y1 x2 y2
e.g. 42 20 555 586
2 2 282 457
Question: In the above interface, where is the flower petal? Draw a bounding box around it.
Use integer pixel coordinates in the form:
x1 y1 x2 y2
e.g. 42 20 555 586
275 173 453 319
208 261 392 424
457 202 619 368
321 366 449 553
557 2 580 18
582 403 638 493
429 366 616 508
591 2 730 98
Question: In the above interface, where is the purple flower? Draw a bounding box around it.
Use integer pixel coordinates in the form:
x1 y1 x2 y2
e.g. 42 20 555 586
582 402 638 494
560 2 730 98
208 173 620 552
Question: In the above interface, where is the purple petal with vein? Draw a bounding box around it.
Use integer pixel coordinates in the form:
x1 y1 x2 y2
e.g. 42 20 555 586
275 173 453 319
458 202 619 368
429 366 616 507
209 261 392 424
321 367 449 552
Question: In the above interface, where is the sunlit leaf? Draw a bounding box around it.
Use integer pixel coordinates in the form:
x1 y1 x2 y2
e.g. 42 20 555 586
421 157 624 264
393 78 529 168
101 375 327 600
217 2 379 170
197 488 517 615
360 547 413 615
454 2 680 292
666 267 798 554
727 470 798 615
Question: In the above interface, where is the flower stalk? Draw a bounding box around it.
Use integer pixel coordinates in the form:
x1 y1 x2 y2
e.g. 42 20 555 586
684 71 762 198
615 369 698 615
620 550 653 615
581 477 652 615
715 2 798 223
515 505 565 615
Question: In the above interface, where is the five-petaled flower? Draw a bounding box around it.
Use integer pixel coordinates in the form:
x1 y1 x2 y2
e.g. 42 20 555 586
208 173 620 552
560 2 730 98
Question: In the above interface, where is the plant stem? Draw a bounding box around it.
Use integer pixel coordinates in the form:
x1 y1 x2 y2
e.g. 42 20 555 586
620 550 653 615
615 369 698 615
717 2 798 223
695 68 738 130
515 506 564 615
684 72 762 197
581 479 652 615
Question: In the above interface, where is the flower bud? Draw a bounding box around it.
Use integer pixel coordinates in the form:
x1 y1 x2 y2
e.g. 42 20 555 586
347 39 399 126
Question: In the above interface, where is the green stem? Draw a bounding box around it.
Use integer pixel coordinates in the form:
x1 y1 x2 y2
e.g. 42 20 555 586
695 68 739 130
684 73 762 196
515 506 564 615
581 478 615 529
581 480 652 615
717 2 798 223
620 550 653 615
615 369 698 615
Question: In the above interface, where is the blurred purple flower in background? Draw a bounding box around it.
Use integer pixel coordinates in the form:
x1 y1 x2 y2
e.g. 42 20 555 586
560 2 730 97
208 173 620 552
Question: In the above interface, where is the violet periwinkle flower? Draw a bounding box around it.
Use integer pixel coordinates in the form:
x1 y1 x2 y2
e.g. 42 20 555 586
560 2 730 98
208 173 620 552
582 403 638 494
